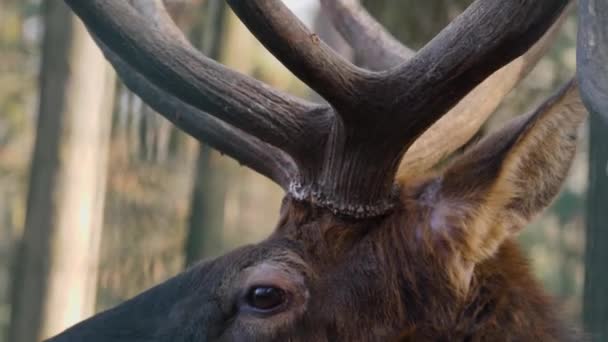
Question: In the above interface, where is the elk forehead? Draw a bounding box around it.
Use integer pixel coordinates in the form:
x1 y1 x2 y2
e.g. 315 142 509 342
167 218 426 341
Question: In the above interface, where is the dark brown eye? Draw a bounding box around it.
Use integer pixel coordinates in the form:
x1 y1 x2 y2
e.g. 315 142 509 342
246 286 286 312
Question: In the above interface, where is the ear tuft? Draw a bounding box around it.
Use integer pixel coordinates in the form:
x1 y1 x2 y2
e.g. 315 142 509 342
415 79 586 282
448 79 586 227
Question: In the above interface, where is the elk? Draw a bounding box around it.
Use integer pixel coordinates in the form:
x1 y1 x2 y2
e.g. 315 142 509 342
47 0 596 340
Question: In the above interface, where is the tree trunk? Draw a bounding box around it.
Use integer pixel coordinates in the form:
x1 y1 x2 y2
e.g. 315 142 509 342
583 112 608 341
185 147 228 264
8 1 115 341
184 0 230 265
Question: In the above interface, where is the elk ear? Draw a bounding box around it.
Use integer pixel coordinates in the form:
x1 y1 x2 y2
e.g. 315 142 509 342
416 80 586 284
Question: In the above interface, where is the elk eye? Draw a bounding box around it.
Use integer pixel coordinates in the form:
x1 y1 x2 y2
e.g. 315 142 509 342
245 286 286 312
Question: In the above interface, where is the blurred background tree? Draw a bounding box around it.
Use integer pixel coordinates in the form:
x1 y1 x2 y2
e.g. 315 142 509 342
362 0 471 47
0 0 602 341
583 110 608 340
8 1 114 340
185 0 232 264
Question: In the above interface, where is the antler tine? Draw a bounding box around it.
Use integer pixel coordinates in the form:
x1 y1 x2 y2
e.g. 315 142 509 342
381 0 569 148
319 0 414 70
88 33 296 190
226 0 369 110
108 47 295 189
64 0 331 172
398 3 572 178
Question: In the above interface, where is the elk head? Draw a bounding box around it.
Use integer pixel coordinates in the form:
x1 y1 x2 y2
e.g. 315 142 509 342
49 0 588 341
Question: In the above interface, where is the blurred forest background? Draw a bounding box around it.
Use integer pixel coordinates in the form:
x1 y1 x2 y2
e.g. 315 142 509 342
0 0 606 341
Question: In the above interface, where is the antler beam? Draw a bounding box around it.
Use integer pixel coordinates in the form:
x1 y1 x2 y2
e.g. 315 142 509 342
98 39 296 188
226 0 370 110
64 0 330 161
116 1 293 187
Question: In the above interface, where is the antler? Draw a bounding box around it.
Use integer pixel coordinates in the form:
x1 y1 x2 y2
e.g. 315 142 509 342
399 4 572 177
65 0 330 172
227 0 368 110
66 0 569 218
89 0 298 189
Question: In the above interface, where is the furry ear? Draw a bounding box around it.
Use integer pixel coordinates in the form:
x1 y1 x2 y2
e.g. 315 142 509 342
413 80 586 290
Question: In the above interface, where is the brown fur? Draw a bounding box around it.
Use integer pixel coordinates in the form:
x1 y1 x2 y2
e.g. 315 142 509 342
248 192 576 341
246 82 586 341
47 82 586 342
